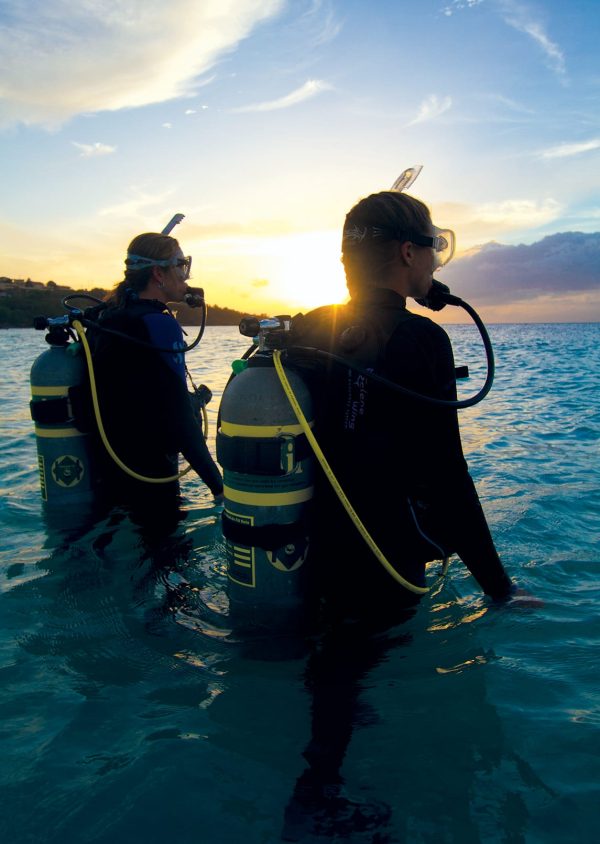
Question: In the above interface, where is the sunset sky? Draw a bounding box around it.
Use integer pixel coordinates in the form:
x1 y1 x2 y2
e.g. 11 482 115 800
1 0 599 322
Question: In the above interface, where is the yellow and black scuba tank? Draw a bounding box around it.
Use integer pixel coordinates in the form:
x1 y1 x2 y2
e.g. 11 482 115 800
30 318 96 510
217 317 315 626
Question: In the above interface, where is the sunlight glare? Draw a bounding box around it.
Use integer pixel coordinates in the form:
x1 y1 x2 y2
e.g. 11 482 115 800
266 230 348 311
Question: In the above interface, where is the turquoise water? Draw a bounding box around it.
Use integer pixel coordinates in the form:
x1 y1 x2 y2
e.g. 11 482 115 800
1 323 599 843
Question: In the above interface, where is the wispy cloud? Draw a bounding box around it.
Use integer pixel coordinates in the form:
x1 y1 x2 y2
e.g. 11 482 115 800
301 0 343 46
442 0 483 16
443 1 566 79
479 93 535 114
407 94 452 126
435 197 563 241
498 0 566 78
474 197 562 227
72 142 116 158
231 80 332 113
98 188 176 220
0 0 283 129
538 138 600 160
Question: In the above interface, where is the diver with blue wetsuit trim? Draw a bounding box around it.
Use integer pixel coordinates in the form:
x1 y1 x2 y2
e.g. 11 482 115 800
89 232 223 520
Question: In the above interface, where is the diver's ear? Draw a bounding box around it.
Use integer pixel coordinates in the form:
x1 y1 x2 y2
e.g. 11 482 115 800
397 239 414 265
151 265 166 287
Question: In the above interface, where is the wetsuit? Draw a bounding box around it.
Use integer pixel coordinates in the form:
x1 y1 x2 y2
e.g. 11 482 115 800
288 287 512 618
89 298 223 515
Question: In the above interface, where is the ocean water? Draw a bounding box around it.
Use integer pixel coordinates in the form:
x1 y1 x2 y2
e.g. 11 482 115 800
0 322 598 844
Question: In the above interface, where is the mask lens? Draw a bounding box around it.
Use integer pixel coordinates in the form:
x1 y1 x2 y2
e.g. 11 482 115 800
176 256 192 278
432 228 455 269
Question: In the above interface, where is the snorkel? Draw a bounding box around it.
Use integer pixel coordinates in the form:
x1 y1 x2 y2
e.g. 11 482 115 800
159 213 205 310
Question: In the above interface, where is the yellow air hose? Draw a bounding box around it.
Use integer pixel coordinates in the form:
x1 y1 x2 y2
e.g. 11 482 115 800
74 319 207 484
273 349 449 595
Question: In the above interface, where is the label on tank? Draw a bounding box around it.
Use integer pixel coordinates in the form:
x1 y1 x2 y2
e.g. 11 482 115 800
51 455 85 487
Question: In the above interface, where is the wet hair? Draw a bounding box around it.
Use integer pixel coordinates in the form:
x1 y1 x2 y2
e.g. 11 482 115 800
341 191 432 295
104 232 180 308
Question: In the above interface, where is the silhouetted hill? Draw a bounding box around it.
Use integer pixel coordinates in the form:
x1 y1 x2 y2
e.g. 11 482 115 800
0 281 262 328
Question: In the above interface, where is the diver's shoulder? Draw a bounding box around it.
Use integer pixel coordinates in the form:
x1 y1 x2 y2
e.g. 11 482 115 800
394 308 451 347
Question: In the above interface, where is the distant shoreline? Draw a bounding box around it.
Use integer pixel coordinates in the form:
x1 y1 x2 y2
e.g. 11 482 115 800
0 281 262 329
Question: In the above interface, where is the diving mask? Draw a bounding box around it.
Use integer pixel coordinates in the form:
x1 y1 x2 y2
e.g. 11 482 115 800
342 225 455 269
396 226 455 269
126 253 192 279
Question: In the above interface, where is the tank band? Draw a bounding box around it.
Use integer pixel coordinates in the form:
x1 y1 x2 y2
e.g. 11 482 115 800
217 430 312 475
30 397 72 424
222 511 310 551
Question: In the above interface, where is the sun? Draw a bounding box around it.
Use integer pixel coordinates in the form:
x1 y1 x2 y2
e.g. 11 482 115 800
267 230 348 311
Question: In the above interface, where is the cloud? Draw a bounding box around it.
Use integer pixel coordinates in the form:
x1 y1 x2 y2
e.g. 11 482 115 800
498 0 566 77
439 232 600 306
72 141 116 158
407 95 452 126
98 188 176 220
442 0 483 16
300 0 343 46
434 197 563 242
0 0 283 129
538 139 600 160
478 93 535 115
231 79 332 113
251 278 270 288
470 198 562 228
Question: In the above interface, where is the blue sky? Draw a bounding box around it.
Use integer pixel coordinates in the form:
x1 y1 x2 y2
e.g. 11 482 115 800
1 0 599 321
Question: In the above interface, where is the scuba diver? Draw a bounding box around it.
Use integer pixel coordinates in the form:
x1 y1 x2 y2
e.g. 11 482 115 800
89 232 223 523
286 188 515 623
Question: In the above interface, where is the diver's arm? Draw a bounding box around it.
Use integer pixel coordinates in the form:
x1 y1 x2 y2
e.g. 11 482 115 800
158 373 223 496
386 317 514 599
447 474 514 599
178 402 224 497
143 312 224 496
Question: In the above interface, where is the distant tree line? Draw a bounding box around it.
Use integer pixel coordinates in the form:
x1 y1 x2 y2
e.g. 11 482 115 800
0 280 263 328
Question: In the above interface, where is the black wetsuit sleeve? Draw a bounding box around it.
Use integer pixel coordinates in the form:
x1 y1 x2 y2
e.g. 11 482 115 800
166 378 224 496
143 317 223 496
385 316 513 600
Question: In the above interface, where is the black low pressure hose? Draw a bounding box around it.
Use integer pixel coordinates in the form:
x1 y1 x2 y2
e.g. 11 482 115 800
287 292 495 410
59 293 208 355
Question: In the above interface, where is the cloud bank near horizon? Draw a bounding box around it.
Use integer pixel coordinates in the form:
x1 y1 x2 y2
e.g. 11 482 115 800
0 0 283 128
441 232 600 306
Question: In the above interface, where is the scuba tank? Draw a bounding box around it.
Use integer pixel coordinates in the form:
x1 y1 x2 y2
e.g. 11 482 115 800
30 318 96 509
29 287 213 510
217 317 315 627
217 287 497 613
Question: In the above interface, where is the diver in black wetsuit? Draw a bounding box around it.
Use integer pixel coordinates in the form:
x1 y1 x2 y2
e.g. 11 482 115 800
289 190 514 620
90 232 223 522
